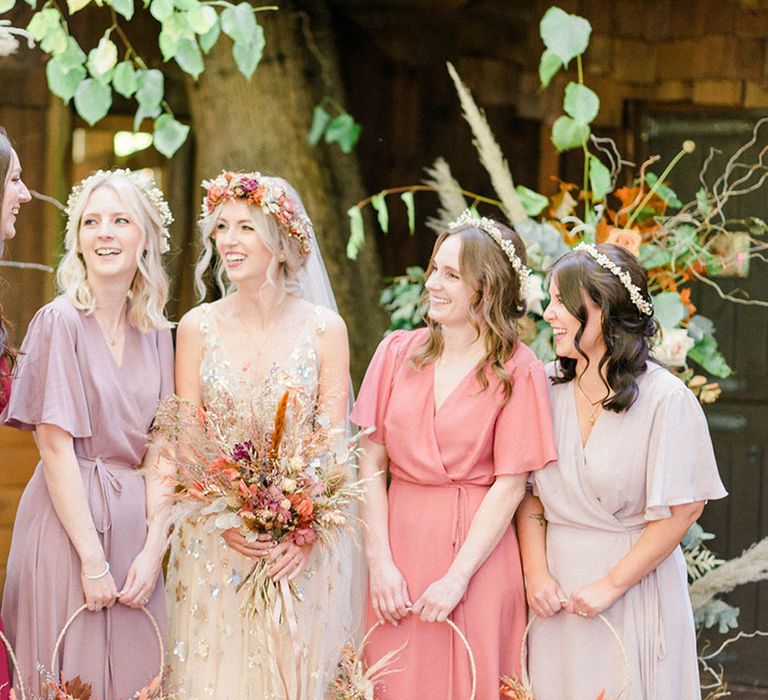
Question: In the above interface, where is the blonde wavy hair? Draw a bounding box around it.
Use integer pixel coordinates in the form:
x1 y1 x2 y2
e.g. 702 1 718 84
194 201 307 302
56 170 171 332
411 222 528 402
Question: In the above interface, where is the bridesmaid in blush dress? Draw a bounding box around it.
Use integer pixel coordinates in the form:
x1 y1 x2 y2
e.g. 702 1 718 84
0 170 174 698
0 128 31 700
517 244 727 699
351 212 556 699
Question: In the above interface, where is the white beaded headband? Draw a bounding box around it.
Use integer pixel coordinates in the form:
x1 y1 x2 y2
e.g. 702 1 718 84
449 210 532 297
575 243 653 316
66 169 173 254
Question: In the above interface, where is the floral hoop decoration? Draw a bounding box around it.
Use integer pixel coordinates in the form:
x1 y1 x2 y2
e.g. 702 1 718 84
500 613 630 700
330 617 477 700
201 171 314 256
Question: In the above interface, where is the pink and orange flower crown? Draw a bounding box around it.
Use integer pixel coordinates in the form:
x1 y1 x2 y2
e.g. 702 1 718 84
201 171 313 256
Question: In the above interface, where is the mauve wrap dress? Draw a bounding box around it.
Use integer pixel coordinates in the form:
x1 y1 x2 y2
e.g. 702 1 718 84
528 362 728 700
0 295 174 698
350 329 556 700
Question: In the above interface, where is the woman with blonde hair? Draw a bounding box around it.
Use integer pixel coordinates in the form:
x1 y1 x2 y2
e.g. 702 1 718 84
1 169 174 697
351 211 557 699
166 171 362 698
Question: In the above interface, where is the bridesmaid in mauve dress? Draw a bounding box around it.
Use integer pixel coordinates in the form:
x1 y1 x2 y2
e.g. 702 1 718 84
0 170 174 698
351 212 556 699
0 127 31 700
517 244 727 700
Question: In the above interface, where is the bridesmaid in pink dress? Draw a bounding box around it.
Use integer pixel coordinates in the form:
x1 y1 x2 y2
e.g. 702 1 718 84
0 128 31 700
351 212 556 699
1 170 174 698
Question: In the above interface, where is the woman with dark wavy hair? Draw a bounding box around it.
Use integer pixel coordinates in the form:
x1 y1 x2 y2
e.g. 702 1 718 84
517 243 727 699
352 211 556 699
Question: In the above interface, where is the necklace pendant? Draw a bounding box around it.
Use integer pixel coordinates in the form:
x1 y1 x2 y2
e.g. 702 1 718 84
589 414 595 426
110 338 116 346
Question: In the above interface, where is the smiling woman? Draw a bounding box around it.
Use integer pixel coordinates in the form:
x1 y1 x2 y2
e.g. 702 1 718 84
0 170 175 697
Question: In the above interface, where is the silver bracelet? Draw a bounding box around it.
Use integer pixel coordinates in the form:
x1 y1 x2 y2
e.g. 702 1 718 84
81 561 110 580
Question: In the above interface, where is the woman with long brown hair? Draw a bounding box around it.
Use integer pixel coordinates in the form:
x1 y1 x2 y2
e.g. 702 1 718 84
351 211 556 699
0 127 30 700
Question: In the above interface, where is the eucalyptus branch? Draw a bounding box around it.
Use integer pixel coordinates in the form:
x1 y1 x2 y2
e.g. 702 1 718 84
111 13 148 70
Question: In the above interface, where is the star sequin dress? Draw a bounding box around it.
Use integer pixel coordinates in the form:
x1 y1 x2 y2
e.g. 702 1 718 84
165 303 359 700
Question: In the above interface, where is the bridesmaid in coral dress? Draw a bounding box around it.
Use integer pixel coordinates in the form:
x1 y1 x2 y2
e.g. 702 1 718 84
351 211 556 699
0 127 31 700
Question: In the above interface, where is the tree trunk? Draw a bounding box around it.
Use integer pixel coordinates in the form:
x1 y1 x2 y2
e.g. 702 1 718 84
184 0 386 382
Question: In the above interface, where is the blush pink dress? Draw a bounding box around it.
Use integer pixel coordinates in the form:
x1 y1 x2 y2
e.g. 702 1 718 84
350 329 557 700
0 296 174 698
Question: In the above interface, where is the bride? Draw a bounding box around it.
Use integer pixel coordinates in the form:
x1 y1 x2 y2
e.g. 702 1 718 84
165 171 362 699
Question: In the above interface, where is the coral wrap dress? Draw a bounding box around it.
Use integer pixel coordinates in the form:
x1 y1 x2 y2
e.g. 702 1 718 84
351 329 556 700
528 362 728 700
1 295 174 698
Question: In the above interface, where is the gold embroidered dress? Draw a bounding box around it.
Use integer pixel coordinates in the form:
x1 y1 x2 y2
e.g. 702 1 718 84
166 304 357 700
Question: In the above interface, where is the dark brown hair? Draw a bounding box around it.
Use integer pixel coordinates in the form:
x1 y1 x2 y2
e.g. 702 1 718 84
411 221 528 402
549 243 657 412
0 128 19 396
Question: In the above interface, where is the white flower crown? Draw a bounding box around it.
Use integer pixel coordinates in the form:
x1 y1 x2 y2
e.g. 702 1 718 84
66 169 173 254
448 210 532 298
575 243 654 316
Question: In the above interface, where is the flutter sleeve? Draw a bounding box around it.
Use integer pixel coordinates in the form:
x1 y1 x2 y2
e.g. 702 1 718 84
2 304 92 437
157 327 175 399
645 379 727 521
349 330 408 445
493 358 557 476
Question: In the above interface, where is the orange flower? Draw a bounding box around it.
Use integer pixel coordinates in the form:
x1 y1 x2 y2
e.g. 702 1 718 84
289 492 314 522
605 226 642 257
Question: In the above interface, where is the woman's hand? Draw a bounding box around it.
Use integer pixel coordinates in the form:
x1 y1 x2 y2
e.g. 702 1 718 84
525 571 566 618
267 540 313 582
411 572 468 623
369 558 411 626
222 529 275 559
81 568 118 612
566 577 622 619
119 550 162 608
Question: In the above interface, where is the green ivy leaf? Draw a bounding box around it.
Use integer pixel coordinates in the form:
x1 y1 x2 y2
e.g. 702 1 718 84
136 68 164 109
539 49 561 88
74 77 112 125
400 191 415 233
27 8 59 41
150 0 174 22
199 19 220 54
46 57 86 103
345 206 364 260
563 82 599 125
87 36 118 79
323 113 361 154
307 104 330 146
106 0 134 20
639 243 671 270
0 0 15 12
688 335 732 378
515 185 548 217
551 115 589 152
153 113 190 157
540 6 591 67
644 172 683 209
589 155 611 201
652 291 686 329
67 0 91 13
186 4 217 34
57 36 86 70
174 37 204 79
221 2 257 45
232 33 263 80
158 28 178 61
112 60 138 98
371 193 389 233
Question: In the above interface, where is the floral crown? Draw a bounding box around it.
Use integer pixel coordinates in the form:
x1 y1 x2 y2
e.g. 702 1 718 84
201 171 313 256
66 169 173 254
449 210 532 297
575 243 654 316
